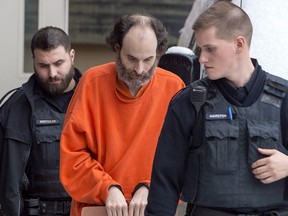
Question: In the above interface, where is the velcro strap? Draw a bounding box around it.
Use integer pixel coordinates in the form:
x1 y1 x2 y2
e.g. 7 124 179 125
39 200 71 215
24 198 39 207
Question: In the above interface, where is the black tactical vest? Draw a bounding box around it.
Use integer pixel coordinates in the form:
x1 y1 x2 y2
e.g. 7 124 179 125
181 74 288 208
24 96 69 199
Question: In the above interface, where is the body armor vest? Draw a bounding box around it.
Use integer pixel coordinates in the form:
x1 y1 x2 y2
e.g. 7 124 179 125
182 74 288 208
24 97 69 199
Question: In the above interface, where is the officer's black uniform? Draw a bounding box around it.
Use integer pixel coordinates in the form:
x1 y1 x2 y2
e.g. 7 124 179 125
145 59 288 216
0 69 81 216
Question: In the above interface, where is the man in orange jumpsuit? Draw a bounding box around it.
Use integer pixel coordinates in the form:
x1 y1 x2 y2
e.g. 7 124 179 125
60 13 185 216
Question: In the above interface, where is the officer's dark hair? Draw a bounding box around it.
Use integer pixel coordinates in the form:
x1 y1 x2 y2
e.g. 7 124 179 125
31 26 71 57
106 13 168 58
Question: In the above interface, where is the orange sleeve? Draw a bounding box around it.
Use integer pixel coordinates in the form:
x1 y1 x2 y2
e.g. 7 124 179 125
60 69 119 205
60 116 118 204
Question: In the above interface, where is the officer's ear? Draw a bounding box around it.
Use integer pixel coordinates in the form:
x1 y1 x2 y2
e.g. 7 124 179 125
235 36 245 53
70 49 75 64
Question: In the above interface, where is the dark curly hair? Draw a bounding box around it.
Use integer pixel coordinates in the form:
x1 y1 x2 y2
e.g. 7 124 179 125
31 26 71 57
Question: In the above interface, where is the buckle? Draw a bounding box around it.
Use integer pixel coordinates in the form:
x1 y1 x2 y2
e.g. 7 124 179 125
39 202 47 214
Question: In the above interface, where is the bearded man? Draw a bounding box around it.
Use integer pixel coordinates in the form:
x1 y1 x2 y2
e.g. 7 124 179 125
0 26 81 215
59 14 185 216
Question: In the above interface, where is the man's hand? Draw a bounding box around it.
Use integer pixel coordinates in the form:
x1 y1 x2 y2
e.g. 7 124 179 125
106 186 128 216
128 186 149 216
251 148 288 184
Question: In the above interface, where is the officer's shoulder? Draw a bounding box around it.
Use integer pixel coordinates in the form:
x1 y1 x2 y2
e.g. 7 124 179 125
0 87 25 109
170 85 191 106
265 72 288 98
170 78 209 104
266 72 288 87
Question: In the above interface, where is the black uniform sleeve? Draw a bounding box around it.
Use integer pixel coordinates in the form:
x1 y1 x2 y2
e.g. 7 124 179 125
145 89 195 216
0 97 33 215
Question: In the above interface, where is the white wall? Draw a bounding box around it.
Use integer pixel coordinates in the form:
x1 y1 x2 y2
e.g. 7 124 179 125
0 0 69 98
38 0 69 32
0 0 27 98
239 0 288 79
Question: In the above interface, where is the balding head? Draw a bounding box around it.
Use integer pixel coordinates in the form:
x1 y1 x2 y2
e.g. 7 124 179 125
106 13 168 57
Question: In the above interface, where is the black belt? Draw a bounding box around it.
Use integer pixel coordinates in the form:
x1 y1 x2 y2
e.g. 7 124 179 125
189 205 288 216
23 198 71 215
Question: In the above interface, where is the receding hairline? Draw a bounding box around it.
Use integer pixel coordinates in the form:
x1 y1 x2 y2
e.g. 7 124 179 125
128 14 155 28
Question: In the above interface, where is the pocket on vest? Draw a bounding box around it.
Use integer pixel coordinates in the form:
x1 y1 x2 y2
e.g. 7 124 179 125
205 120 238 174
247 120 279 166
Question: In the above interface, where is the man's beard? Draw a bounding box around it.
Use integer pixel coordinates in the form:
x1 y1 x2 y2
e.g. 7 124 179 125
116 56 157 89
35 66 75 96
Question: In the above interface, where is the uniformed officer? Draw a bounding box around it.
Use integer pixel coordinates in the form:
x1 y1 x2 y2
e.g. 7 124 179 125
0 26 81 215
145 1 288 216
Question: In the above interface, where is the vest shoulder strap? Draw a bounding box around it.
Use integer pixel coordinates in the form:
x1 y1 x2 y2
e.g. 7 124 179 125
265 73 288 98
0 87 21 106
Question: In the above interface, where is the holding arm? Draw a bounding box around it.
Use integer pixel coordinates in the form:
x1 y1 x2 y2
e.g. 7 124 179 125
145 90 195 216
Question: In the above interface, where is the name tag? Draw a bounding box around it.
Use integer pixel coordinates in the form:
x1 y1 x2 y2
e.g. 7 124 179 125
36 119 60 126
206 113 229 120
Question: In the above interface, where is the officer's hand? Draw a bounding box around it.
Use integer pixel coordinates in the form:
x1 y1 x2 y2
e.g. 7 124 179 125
128 186 148 216
106 186 128 216
251 148 288 184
